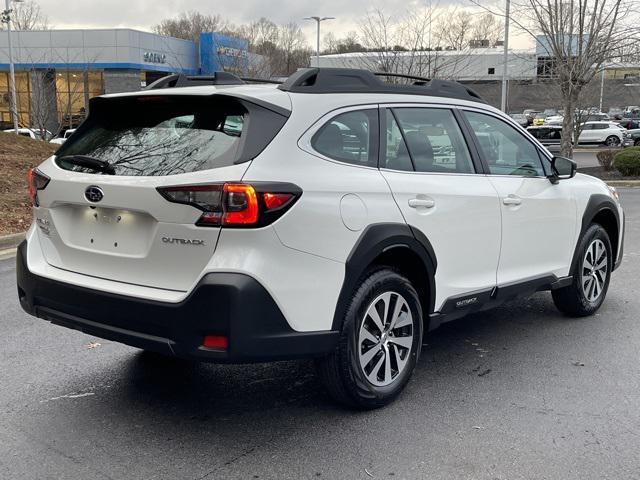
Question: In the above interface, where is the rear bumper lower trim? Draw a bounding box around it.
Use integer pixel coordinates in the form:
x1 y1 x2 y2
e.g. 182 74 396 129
17 241 338 363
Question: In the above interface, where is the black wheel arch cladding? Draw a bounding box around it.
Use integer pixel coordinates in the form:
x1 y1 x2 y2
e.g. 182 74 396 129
332 223 437 331
571 194 621 274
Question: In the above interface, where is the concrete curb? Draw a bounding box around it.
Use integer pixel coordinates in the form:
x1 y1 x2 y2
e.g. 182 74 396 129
606 180 640 187
0 232 25 250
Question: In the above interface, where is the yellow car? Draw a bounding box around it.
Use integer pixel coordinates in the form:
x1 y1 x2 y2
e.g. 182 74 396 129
533 115 547 126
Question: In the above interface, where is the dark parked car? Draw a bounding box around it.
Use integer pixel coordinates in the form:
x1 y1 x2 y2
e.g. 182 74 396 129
626 128 640 146
526 125 564 151
523 109 541 126
616 118 640 130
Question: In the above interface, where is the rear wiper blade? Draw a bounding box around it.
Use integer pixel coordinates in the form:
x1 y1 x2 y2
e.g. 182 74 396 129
58 155 116 175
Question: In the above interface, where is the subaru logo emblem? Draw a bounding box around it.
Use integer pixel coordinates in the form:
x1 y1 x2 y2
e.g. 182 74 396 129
85 186 104 203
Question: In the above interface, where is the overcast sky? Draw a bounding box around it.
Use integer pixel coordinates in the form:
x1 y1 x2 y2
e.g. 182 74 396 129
34 0 531 48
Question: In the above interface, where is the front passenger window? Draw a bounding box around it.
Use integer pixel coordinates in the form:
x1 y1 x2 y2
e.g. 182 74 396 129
465 111 545 177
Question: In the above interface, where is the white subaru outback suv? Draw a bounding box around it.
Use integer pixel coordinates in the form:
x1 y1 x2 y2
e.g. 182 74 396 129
18 69 624 408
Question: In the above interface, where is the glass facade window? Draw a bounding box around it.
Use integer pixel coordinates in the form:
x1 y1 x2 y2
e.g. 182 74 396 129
1 70 104 130
56 70 104 128
0 72 31 128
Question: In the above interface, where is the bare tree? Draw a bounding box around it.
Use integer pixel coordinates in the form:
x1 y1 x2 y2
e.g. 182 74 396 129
353 7 480 80
474 0 637 157
239 17 280 54
275 22 309 75
435 9 474 50
358 9 405 74
153 11 227 42
323 31 365 55
5 0 48 30
471 13 503 46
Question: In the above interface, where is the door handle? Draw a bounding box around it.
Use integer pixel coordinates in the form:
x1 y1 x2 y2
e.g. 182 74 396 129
502 195 522 206
408 198 435 209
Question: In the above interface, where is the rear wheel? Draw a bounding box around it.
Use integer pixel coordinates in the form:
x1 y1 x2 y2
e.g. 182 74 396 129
605 135 621 147
316 268 423 409
552 224 612 316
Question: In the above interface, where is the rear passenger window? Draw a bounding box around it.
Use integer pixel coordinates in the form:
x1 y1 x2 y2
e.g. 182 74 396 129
384 113 414 172
383 108 475 174
312 110 378 167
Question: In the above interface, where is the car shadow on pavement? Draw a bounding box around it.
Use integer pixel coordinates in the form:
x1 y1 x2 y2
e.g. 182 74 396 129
109 291 591 417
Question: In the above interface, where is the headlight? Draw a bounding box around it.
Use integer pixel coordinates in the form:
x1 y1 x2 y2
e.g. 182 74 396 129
608 185 620 203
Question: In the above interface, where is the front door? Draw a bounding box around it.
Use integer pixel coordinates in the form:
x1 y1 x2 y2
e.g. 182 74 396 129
462 110 577 285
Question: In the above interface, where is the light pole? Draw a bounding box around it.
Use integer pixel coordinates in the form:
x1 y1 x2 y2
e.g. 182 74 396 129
599 66 606 113
500 0 511 112
304 16 335 68
2 0 22 134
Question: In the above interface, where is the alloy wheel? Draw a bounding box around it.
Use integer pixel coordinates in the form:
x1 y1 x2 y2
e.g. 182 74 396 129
606 136 620 147
358 292 414 387
582 239 608 302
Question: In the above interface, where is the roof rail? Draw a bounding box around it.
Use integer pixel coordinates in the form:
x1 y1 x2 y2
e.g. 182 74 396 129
145 72 245 90
372 72 432 85
241 77 284 85
277 68 486 103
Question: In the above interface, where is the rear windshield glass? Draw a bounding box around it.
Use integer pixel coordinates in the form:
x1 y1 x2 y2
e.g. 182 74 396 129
55 95 280 176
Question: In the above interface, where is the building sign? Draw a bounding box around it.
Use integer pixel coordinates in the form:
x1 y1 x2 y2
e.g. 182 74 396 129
143 52 167 64
200 33 249 75
216 46 248 60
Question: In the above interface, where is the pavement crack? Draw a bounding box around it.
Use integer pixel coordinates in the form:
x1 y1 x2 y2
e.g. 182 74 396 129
194 442 265 480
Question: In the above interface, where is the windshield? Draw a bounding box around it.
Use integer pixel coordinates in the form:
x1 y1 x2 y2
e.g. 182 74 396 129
55 95 252 177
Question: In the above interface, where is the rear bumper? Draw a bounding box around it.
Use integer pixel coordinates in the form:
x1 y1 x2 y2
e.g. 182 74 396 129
16 241 338 363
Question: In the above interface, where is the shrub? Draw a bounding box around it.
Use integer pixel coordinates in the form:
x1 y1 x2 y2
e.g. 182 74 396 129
597 150 616 171
614 147 640 177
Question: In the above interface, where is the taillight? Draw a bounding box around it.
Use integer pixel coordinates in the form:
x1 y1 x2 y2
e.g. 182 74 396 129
157 182 301 228
223 184 259 225
263 192 294 210
27 168 50 206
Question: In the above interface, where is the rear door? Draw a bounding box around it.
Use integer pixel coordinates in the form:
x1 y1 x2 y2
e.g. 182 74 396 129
34 93 288 292
379 105 501 311
578 123 596 143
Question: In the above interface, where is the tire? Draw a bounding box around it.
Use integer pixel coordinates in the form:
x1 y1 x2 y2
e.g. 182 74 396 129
605 136 621 147
552 224 612 317
316 267 423 409
634 139 640 147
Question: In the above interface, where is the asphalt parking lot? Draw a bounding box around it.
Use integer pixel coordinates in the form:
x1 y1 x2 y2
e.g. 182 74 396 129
1 189 639 480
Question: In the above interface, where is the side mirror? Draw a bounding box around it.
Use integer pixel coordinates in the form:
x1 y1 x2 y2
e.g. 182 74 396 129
549 156 577 184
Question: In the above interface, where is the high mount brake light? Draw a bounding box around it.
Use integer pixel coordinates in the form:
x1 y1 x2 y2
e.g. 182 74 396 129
27 168 50 206
157 182 301 228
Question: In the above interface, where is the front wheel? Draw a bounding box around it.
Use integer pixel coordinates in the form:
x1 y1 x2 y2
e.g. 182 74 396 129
634 139 640 147
552 224 612 316
316 268 423 409
605 136 621 147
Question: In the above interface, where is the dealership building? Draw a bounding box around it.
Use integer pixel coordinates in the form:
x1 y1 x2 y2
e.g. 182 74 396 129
0 28 252 131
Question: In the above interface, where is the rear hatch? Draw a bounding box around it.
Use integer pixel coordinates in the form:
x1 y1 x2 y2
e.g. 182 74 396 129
33 92 289 292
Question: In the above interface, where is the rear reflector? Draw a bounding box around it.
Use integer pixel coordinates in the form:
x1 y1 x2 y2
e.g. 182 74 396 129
202 335 229 350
